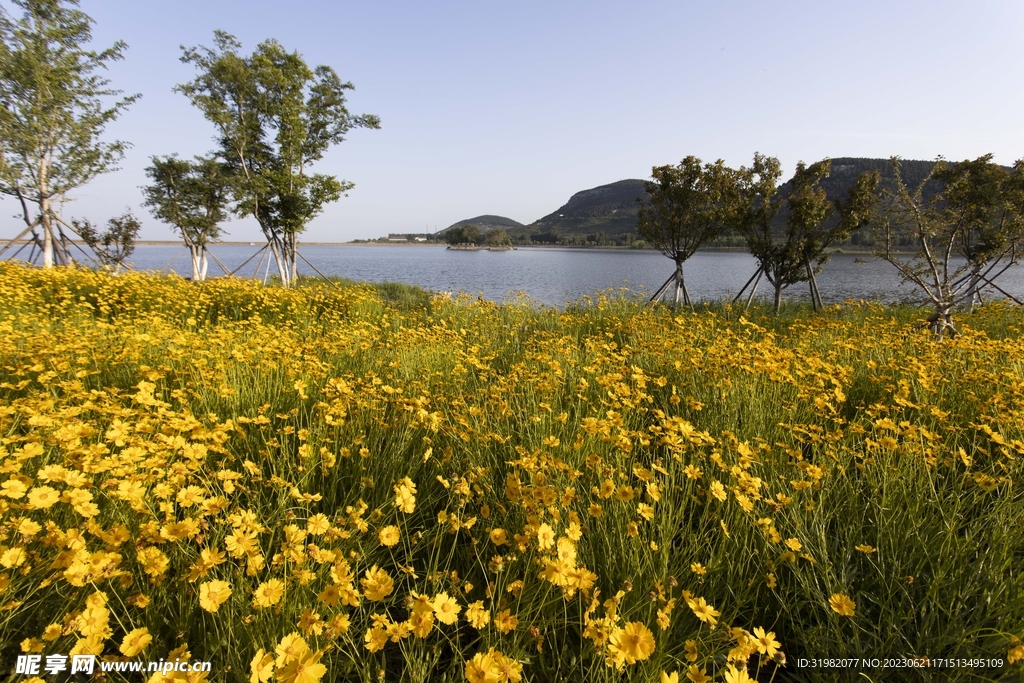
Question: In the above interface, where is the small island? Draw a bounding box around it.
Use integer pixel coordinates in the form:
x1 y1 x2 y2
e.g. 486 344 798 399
446 243 515 251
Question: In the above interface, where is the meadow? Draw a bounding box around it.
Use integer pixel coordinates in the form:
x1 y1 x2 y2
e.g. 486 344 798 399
0 262 1021 682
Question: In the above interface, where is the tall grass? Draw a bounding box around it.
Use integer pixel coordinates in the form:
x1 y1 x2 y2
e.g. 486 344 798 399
0 262 1021 682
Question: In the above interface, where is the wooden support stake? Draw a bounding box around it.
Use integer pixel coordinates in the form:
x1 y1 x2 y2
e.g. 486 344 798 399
158 247 187 273
228 244 268 277
975 274 1024 305
296 250 338 286
0 223 40 259
744 269 763 311
733 267 762 304
207 249 231 276
649 271 675 304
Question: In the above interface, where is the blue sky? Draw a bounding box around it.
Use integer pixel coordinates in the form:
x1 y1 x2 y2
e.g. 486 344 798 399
5 0 1024 241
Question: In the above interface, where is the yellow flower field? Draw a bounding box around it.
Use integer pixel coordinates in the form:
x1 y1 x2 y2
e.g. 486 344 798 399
0 262 1022 682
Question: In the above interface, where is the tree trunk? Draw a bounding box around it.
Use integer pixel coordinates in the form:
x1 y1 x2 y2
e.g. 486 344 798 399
40 198 54 269
773 283 782 313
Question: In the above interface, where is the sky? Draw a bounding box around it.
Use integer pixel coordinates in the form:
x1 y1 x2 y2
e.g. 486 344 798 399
4 0 1024 242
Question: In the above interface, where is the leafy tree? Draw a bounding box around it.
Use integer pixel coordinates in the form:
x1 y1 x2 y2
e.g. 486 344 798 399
636 156 744 308
176 31 380 287
73 210 140 273
444 226 465 245
142 154 230 281
485 228 510 246
734 155 879 312
0 0 138 268
874 155 1024 335
462 224 481 245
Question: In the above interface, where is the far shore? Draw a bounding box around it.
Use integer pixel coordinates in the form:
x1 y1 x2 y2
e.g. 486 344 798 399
0 239 897 256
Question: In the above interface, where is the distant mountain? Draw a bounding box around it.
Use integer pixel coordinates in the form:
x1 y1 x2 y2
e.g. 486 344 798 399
525 179 647 236
509 158 944 242
445 215 525 233
442 159 949 247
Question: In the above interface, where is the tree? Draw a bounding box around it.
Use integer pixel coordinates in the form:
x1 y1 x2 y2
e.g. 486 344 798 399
636 156 744 308
733 155 879 312
485 228 510 246
73 209 140 274
874 155 1024 336
142 155 230 281
0 0 138 268
176 31 380 287
444 226 465 245
462 224 481 245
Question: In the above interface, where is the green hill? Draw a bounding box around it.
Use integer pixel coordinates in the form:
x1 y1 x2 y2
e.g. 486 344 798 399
525 179 647 236
445 215 525 233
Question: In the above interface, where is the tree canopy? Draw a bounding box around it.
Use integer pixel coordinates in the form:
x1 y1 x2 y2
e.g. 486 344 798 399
0 0 138 267
874 155 1024 334
142 154 231 281
175 31 379 286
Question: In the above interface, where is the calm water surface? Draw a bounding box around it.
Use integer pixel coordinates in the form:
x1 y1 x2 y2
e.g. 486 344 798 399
25 244 1024 308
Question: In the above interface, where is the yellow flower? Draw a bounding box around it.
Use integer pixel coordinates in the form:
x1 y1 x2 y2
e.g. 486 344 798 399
536 523 555 550
495 609 518 634
377 525 400 547
690 562 706 576
752 626 780 657
277 647 327 683
855 544 876 554
493 650 523 683
1 479 27 499
489 528 508 546
465 649 500 683
685 664 711 683
27 486 59 509
119 627 152 657
360 566 394 602
306 514 330 535
687 597 719 626
829 593 856 617
393 478 417 513
608 621 656 664
724 664 753 683
432 591 461 625
784 538 802 552
364 625 387 652
199 580 232 612
276 632 311 666
250 648 274 683
252 579 285 608
464 600 490 629
1 547 26 568
661 672 679 683
408 610 434 638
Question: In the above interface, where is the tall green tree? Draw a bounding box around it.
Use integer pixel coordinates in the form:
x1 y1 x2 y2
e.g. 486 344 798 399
176 31 380 287
636 156 745 309
0 0 138 268
142 155 230 281
734 155 878 312
875 155 1024 335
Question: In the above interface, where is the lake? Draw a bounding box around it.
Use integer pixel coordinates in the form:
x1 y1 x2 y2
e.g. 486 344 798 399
11 244 1024 308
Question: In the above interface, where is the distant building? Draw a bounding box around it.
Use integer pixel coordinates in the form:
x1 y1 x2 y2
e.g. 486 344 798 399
387 233 432 242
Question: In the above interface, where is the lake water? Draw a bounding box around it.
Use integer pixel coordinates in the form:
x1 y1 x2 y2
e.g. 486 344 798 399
10 243 1024 308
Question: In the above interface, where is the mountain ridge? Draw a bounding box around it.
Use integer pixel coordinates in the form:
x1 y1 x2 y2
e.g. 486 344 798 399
445 158 947 244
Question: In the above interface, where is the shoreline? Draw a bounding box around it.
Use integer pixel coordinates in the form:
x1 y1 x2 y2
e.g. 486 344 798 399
0 238 909 256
